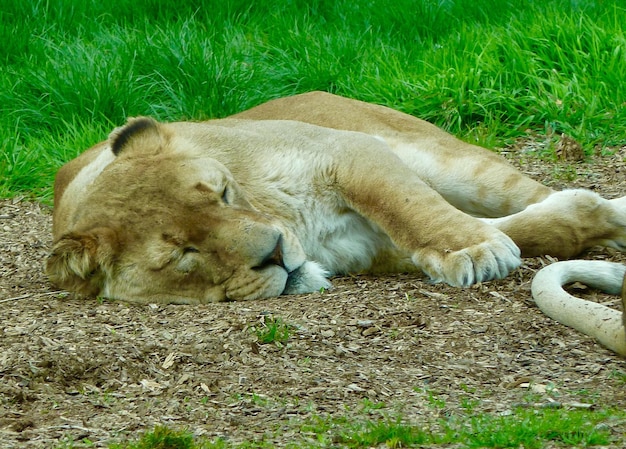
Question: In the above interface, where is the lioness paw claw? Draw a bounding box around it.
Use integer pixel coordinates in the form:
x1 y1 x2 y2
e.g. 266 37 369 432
413 235 521 287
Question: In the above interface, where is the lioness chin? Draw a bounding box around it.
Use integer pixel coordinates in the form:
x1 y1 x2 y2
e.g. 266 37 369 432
47 91 626 305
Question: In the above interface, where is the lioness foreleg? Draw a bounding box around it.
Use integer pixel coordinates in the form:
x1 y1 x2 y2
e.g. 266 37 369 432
482 190 626 258
335 138 521 287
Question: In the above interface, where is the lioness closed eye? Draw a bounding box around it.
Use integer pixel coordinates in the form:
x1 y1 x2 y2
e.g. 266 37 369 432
47 91 626 304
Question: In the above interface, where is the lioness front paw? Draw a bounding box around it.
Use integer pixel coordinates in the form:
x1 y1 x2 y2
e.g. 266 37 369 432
412 234 521 287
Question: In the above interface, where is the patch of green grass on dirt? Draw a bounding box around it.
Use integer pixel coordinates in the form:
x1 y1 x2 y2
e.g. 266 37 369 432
109 425 195 449
254 316 294 345
69 406 623 449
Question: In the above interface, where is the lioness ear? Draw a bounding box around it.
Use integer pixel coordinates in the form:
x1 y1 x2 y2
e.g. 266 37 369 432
109 116 163 156
46 227 119 297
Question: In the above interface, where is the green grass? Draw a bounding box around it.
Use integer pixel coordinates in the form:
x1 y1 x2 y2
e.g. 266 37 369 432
86 406 623 448
254 316 293 345
2 0 626 201
109 425 194 449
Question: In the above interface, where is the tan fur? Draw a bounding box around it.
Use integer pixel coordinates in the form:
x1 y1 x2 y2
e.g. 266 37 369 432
47 92 626 304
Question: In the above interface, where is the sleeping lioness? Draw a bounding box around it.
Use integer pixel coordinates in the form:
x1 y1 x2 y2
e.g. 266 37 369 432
47 91 626 305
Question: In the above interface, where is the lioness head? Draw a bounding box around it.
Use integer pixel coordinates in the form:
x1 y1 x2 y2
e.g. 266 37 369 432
46 117 328 304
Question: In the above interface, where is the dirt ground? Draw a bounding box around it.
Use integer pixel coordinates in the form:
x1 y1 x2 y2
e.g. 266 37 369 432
1 139 626 448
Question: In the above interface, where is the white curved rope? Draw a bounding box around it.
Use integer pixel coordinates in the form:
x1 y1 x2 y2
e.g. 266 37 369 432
531 260 626 356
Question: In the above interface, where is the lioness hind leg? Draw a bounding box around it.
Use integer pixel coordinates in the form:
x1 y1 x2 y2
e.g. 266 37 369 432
482 189 626 258
387 136 555 218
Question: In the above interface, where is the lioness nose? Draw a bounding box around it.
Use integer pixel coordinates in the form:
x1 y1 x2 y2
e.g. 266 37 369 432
260 235 285 269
